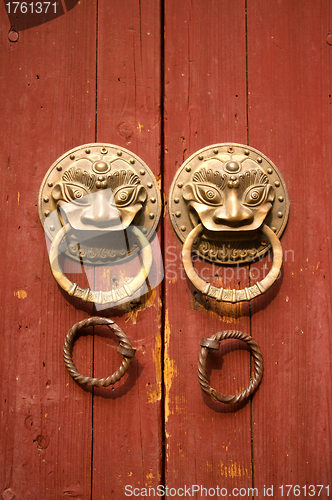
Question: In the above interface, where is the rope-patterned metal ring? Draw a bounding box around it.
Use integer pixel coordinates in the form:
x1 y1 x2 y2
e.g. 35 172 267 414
198 331 264 404
63 317 136 388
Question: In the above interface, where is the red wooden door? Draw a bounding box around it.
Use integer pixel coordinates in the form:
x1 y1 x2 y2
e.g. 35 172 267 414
1 1 331 499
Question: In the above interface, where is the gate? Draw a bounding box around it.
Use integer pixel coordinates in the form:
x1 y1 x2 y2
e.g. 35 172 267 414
1 1 331 498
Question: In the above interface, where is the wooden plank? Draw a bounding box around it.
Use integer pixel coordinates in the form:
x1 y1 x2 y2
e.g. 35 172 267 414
163 0 255 495
91 1 163 498
247 0 332 493
0 2 97 498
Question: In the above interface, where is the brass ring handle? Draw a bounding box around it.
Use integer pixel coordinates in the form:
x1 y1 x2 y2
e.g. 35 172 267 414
63 317 136 387
182 223 282 303
49 224 153 305
198 331 264 404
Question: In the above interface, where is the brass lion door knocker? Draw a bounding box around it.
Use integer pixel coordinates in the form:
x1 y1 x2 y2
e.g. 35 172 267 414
169 143 289 404
39 143 161 388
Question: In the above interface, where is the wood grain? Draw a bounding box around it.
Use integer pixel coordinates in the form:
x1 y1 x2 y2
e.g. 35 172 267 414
163 0 254 495
0 2 96 498
91 1 163 498
247 0 332 494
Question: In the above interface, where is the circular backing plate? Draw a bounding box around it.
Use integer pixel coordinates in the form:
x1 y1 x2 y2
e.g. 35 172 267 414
169 143 289 265
38 143 161 265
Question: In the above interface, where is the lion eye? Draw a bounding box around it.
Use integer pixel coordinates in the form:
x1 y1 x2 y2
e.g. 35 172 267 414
64 184 90 205
114 186 137 207
243 185 268 206
195 184 223 205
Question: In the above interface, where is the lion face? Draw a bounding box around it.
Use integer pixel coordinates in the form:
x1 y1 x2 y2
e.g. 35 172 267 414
182 159 275 234
51 159 147 232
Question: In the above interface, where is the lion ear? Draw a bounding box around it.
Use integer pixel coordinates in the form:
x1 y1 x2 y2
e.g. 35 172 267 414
182 183 195 201
136 185 147 204
52 183 65 201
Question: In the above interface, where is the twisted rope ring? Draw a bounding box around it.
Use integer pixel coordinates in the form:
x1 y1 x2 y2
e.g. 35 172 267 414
63 317 136 388
198 330 264 404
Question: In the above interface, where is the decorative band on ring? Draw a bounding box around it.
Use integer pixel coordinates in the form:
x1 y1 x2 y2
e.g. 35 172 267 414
182 223 283 303
198 330 264 404
49 224 153 305
63 317 136 388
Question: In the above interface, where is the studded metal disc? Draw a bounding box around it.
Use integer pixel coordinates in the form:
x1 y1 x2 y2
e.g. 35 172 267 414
169 143 289 265
38 144 161 265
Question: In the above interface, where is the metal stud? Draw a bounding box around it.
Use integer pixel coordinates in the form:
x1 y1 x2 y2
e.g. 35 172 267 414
140 169 145 175
130 158 135 164
48 182 53 187
186 165 192 172
278 212 283 218
257 157 262 163
275 181 280 187
70 155 75 160
267 168 273 174
149 213 155 219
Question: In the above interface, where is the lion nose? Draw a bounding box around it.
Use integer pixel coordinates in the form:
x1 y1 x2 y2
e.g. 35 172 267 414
81 191 120 227
213 193 254 226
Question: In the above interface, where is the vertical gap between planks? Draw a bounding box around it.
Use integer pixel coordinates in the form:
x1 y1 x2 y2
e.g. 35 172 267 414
160 0 166 496
91 1 99 498
245 0 256 497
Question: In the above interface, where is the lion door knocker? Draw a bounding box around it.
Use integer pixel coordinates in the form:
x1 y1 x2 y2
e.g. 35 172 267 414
39 144 161 388
169 143 289 404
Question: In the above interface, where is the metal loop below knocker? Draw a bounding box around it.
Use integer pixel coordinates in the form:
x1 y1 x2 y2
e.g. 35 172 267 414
39 144 161 387
169 143 289 403
63 317 136 387
198 331 264 404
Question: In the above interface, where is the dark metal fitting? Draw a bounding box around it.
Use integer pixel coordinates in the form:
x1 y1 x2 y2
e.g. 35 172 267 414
117 344 136 358
201 338 220 350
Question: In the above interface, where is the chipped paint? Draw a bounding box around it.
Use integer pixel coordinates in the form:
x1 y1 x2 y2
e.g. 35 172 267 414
137 122 143 134
157 174 161 191
189 294 242 324
17 192 20 205
164 309 177 424
14 290 27 299
206 461 213 472
148 334 162 403
126 289 157 324
219 460 248 478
